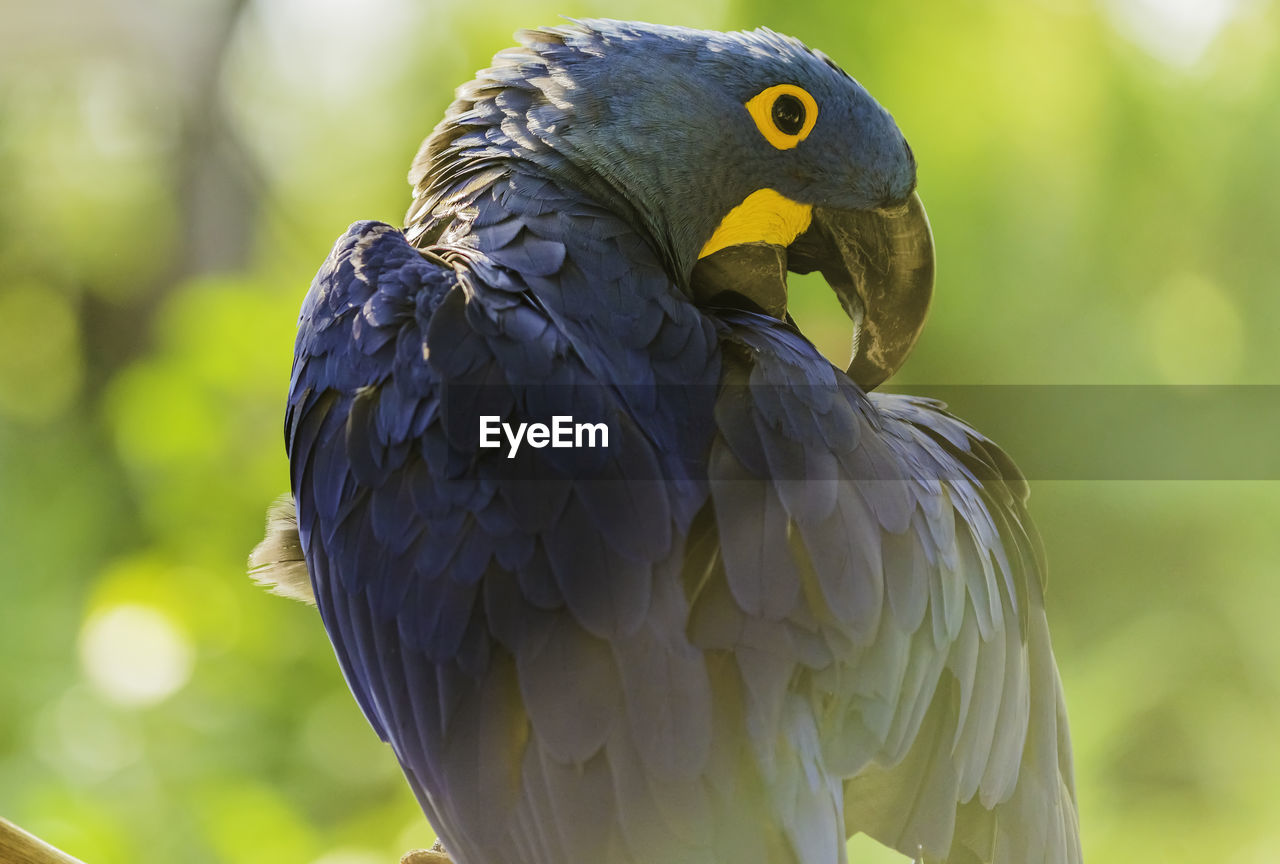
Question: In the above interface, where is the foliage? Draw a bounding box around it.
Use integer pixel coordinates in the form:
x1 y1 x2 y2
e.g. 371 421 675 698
2 1 1278 862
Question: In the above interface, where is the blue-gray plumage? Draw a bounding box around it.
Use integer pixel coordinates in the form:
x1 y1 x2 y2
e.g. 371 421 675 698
250 19 1080 864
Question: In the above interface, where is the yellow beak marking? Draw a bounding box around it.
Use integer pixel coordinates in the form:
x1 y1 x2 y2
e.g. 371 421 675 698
698 189 813 259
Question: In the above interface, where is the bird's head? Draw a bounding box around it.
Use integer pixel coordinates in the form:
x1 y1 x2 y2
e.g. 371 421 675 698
412 20 933 389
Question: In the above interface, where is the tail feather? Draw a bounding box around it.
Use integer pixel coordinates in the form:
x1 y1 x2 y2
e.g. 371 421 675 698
248 494 316 604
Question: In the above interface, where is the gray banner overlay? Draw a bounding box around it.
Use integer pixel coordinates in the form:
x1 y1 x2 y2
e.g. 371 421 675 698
440 384 1280 481
889 385 1280 480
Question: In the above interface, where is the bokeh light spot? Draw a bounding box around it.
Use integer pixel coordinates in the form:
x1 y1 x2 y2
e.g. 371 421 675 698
1105 0 1247 67
79 603 195 707
1141 272 1244 384
33 685 143 781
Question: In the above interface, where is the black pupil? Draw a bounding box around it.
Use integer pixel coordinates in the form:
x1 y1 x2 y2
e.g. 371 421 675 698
771 94 806 135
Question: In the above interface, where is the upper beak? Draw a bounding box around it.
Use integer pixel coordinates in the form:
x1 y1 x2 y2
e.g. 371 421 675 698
690 192 934 391
787 191 934 389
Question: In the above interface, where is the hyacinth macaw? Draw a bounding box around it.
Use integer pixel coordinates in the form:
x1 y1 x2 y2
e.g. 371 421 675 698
251 20 1081 864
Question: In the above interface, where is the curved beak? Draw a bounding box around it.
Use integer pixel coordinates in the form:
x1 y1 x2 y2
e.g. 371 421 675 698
788 192 934 389
690 192 934 391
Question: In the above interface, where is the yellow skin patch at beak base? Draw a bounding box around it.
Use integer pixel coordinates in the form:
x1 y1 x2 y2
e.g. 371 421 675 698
698 188 813 259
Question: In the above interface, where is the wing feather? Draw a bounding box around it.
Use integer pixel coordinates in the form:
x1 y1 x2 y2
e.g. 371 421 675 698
282 217 1077 864
704 318 1078 864
287 216 736 864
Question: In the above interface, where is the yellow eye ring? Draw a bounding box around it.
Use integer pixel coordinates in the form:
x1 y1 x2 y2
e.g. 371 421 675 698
746 84 818 150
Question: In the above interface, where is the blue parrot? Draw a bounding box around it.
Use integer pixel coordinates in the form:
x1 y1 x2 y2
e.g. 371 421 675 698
251 20 1080 864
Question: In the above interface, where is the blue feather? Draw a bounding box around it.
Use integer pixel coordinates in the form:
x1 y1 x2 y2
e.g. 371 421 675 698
284 20 1077 864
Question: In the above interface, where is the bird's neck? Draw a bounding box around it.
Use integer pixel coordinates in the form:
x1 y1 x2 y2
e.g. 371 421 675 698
413 160 722 516
412 159 676 304
405 103 694 285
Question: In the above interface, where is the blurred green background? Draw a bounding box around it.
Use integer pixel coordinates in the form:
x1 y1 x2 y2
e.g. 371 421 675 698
2 0 1278 862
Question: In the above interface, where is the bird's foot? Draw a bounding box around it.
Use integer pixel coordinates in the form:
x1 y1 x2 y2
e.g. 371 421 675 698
400 840 451 864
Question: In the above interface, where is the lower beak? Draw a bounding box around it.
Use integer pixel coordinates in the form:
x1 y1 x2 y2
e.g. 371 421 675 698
690 192 934 391
788 192 934 390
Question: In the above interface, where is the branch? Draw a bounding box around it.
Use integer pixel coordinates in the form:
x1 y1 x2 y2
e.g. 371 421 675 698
1 814 459 864
400 840 451 863
0 819 87 864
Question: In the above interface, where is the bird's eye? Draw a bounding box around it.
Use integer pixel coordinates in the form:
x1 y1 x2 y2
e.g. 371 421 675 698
772 94 805 135
746 84 818 150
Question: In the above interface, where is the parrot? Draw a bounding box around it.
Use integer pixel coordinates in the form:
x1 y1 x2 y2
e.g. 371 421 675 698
250 19 1081 864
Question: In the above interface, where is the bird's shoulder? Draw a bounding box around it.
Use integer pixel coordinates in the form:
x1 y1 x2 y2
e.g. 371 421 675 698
286 217 717 633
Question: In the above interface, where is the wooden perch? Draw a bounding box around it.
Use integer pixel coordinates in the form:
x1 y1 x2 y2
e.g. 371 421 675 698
400 840 451 863
0 819 87 864
0 815 459 864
